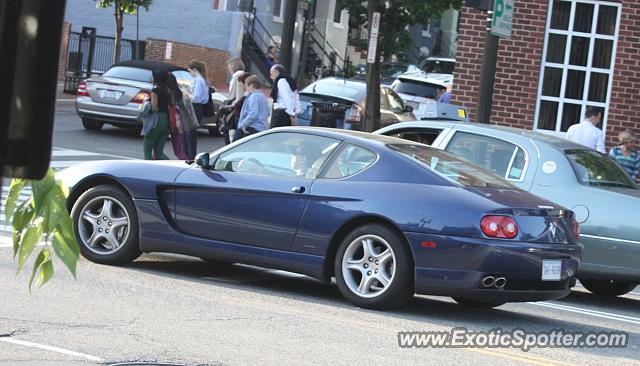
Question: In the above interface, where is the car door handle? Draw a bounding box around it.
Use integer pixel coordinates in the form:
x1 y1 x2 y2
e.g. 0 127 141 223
291 186 306 193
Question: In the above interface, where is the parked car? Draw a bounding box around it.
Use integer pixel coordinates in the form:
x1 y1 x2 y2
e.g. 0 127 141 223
57 127 581 309
418 56 456 77
391 74 452 120
377 120 639 297
75 60 225 135
297 77 415 130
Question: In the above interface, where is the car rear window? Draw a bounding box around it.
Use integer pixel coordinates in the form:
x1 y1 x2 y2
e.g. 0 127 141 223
565 149 637 189
391 79 440 99
300 82 365 102
388 143 513 188
102 66 152 83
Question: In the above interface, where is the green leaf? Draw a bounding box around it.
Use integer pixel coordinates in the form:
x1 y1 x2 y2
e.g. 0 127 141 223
36 256 54 288
28 249 49 291
12 230 21 258
4 178 27 222
12 199 34 234
16 226 42 274
57 213 79 257
31 169 56 215
52 231 79 277
41 185 67 234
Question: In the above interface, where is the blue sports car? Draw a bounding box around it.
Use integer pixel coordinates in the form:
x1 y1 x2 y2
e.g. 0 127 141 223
58 128 582 309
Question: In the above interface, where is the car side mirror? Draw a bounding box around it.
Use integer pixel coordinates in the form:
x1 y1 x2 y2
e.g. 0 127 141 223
404 105 414 113
195 152 210 168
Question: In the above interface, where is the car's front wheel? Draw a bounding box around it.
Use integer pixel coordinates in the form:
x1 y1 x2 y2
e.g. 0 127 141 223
581 279 637 297
71 185 141 265
82 118 104 131
334 224 414 309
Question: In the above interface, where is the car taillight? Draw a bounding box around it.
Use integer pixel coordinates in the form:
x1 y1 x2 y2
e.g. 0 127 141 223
480 215 519 239
344 105 362 130
572 219 580 241
77 81 89 97
131 91 150 104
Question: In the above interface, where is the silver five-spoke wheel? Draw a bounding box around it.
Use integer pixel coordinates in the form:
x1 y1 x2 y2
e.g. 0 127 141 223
78 196 130 255
342 235 396 298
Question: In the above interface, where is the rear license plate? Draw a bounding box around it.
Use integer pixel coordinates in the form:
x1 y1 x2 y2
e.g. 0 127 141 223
541 260 562 281
100 90 122 99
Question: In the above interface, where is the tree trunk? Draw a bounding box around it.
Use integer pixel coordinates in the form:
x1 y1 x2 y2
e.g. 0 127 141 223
364 0 381 132
113 0 123 64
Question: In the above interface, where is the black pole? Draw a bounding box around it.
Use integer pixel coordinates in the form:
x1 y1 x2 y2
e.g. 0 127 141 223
136 6 140 60
363 0 381 132
476 0 499 123
280 0 298 73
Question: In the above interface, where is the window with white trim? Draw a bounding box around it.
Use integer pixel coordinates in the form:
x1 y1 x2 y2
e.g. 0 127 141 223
273 0 284 21
534 0 620 135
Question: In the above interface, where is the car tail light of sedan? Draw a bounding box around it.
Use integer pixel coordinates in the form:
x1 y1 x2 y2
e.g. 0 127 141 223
481 215 519 239
344 104 362 130
572 219 580 241
77 81 89 97
131 91 150 104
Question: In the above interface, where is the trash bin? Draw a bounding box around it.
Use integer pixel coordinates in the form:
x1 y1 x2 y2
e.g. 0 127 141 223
310 101 350 129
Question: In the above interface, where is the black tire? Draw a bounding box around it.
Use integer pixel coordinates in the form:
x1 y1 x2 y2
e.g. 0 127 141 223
453 298 505 308
581 279 637 297
82 118 104 131
334 223 414 309
71 185 141 265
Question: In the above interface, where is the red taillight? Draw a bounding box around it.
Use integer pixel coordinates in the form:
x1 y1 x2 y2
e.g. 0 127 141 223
480 215 519 239
77 81 89 97
572 219 580 241
344 105 363 130
131 91 150 104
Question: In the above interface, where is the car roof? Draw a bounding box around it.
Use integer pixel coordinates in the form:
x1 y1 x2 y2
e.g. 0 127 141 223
111 60 186 72
382 120 590 151
300 77 381 103
271 126 412 149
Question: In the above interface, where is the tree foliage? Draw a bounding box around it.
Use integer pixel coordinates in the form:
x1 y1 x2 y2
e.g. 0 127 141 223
4 169 79 290
339 0 463 58
96 0 153 63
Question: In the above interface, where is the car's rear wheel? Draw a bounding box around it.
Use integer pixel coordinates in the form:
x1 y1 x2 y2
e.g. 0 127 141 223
453 298 505 308
334 224 414 309
71 185 141 265
581 279 637 297
82 118 104 131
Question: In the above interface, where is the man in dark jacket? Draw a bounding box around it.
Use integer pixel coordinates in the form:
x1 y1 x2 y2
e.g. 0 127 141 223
269 64 299 128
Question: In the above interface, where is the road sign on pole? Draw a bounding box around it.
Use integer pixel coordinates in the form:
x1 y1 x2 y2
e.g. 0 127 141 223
491 0 514 39
367 12 380 64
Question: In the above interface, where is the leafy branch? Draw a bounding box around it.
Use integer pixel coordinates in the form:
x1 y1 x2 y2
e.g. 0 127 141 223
4 169 79 290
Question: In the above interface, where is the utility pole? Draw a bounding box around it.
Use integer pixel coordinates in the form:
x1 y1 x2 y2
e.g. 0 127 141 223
363 0 381 132
280 0 299 73
476 0 499 123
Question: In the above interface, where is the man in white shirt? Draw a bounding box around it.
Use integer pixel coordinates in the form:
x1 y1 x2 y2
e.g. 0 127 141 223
269 64 299 128
565 107 605 153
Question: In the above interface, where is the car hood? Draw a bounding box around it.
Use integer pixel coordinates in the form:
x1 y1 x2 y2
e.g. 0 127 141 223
57 160 191 200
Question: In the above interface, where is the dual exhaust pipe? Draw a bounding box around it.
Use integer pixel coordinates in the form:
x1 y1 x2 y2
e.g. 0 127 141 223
481 275 507 289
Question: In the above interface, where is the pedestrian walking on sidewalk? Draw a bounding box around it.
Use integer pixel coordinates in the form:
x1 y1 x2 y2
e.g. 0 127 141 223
167 73 196 160
609 130 640 181
221 57 246 144
565 107 605 153
269 64 299 128
235 75 268 141
143 69 171 160
186 60 208 159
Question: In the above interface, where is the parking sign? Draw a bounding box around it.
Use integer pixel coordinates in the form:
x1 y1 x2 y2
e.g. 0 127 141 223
491 0 514 39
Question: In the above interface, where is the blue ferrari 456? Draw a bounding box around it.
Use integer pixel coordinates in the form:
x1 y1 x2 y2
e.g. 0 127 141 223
58 127 582 309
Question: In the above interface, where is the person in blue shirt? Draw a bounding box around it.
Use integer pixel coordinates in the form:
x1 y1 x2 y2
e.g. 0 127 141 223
609 130 640 182
185 60 208 159
234 75 269 141
437 85 451 104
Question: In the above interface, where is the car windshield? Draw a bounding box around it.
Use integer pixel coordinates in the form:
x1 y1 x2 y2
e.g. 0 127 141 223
388 144 513 188
565 149 638 189
102 66 153 83
392 79 440 99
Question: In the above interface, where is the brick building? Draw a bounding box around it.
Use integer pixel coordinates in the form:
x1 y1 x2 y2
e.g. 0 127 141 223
452 0 639 148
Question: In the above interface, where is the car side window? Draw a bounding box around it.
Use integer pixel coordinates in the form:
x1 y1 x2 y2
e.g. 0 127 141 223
379 88 390 110
214 132 340 178
386 88 405 113
385 127 444 146
321 144 377 179
445 132 527 180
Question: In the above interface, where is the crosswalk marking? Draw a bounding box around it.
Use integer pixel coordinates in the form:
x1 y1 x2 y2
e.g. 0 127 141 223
1 147 129 238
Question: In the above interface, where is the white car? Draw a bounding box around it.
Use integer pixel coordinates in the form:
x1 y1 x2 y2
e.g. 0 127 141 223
391 74 452 120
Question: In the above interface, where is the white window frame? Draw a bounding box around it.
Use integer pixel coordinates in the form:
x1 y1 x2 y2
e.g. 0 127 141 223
533 0 621 138
273 0 285 23
333 0 347 29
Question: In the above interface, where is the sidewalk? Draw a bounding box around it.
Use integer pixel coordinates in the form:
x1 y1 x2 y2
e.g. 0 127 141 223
56 81 76 104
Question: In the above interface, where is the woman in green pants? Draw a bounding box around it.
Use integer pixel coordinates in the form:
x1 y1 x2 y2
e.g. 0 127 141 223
144 69 171 160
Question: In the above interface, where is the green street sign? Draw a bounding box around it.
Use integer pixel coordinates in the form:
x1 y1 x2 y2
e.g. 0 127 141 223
491 0 514 39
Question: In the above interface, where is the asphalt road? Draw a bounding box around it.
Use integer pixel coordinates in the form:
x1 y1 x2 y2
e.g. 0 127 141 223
0 103 639 365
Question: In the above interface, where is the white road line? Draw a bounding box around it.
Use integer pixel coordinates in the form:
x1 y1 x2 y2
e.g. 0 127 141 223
52 149 101 157
53 147 133 161
0 235 11 248
49 160 90 169
0 338 104 362
529 301 640 325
